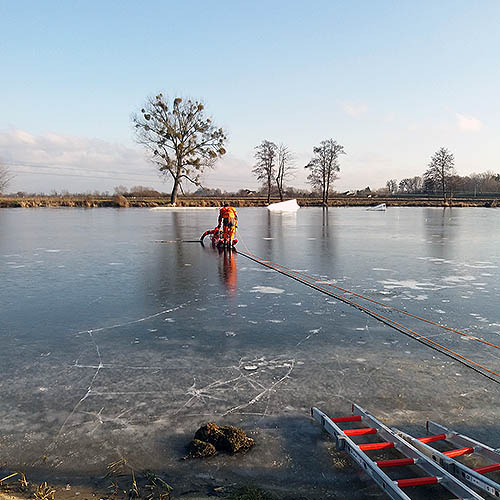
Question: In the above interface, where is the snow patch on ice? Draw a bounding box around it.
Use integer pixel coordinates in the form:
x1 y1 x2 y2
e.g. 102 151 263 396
251 286 284 294
442 275 476 283
464 263 498 269
379 279 443 291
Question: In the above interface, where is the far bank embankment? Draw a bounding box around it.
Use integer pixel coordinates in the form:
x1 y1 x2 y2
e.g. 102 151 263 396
0 195 499 208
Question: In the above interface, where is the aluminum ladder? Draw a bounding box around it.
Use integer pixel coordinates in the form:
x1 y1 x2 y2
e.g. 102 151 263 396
311 404 485 500
395 420 500 497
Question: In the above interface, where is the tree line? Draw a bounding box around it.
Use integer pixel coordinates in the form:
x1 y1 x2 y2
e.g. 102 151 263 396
1 91 499 201
386 147 500 198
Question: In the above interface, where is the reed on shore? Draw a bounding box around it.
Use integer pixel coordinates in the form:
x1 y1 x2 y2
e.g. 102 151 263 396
0 195 498 209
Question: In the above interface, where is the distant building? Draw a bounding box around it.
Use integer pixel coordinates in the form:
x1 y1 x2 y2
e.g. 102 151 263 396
239 189 257 196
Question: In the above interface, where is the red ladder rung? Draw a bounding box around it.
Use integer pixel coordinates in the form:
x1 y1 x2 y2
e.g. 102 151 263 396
473 462 500 474
344 427 377 436
359 441 395 451
397 476 439 487
443 447 474 458
417 433 447 444
331 415 362 423
377 458 415 468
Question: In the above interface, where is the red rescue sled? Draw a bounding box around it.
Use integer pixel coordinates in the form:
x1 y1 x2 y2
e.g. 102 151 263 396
200 227 237 247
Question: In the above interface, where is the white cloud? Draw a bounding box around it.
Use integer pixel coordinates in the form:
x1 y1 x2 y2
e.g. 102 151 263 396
11 129 37 145
0 128 266 193
341 101 368 117
0 128 158 192
383 112 397 123
456 113 483 132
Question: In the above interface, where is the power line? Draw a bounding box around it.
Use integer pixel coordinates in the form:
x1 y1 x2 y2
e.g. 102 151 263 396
5 160 159 178
4 159 255 188
12 169 162 183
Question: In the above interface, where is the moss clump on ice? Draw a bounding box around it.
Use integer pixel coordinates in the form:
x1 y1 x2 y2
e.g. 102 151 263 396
215 425 255 453
185 439 217 458
186 422 254 458
193 422 222 445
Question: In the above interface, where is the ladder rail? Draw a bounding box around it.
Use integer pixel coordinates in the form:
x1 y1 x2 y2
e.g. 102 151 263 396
312 406 484 500
312 407 412 500
428 420 500 464
351 404 485 500
394 422 500 497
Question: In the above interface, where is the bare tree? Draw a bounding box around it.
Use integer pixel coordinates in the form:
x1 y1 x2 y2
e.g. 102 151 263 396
275 143 295 201
386 179 398 194
133 93 227 205
424 147 455 201
0 162 12 194
305 139 346 205
253 140 277 204
114 185 129 195
399 176 423 194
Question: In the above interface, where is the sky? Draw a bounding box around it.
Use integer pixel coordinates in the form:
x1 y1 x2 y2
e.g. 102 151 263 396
1 0 499 194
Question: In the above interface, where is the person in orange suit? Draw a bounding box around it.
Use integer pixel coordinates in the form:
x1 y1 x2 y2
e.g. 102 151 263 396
218 203 238 246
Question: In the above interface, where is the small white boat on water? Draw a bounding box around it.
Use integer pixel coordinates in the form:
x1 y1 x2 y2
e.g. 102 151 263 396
366 203 386 211
267 199 300 212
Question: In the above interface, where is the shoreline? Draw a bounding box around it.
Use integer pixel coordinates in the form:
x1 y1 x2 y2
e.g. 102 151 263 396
0 195 498 208
0 453 358 500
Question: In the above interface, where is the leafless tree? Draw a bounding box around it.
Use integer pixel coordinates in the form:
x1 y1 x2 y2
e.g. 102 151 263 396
398 176 422 194
275 143 295 201
253 140 277 204
437 171 500 195
133 93 227 204
424 147 455 201
305 139 345 205
0 161 12 194
386 179 398 194
468 171 500 194
114 185 129 195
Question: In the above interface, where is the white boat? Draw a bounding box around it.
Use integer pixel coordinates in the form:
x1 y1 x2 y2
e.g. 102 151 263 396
267 199 300 212
366 203 386 211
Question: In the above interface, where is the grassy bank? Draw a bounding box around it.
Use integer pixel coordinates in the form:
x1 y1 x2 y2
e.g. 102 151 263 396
0 195 499 208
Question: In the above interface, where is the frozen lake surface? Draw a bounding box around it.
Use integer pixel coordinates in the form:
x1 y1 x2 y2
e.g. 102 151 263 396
1 206 499 497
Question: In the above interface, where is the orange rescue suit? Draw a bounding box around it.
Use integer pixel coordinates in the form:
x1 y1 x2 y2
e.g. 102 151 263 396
218 206 238 242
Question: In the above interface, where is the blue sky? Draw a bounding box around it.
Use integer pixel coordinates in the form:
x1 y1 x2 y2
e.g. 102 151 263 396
1 0 499 193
